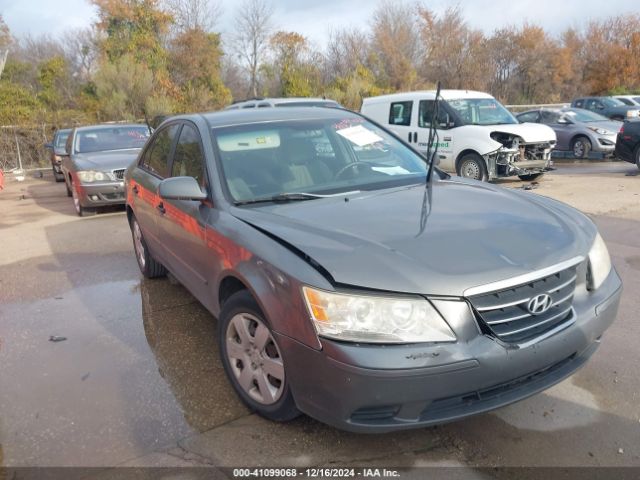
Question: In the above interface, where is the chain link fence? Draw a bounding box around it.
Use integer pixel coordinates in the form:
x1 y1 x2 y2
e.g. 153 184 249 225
0 124 57 172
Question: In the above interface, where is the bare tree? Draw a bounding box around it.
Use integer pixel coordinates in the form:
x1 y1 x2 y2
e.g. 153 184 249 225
324 28 370 83
0 15 10 79
232 0 274 97
164 0 223 32
61 27 99 82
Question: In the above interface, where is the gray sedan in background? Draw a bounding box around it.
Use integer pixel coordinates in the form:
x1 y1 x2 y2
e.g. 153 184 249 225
517 108 621 158
61 124 151 216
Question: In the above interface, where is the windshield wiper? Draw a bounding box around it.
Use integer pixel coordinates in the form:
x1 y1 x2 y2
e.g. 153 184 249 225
425 81 442 185
235 191 361 206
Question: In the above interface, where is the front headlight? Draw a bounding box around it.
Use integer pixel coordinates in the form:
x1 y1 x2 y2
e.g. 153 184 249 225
588 126 613 135
302 286 456 343
77 170 111 183
587 232 612 291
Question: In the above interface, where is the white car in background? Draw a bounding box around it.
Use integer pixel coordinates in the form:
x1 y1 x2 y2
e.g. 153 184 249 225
361 90 557 182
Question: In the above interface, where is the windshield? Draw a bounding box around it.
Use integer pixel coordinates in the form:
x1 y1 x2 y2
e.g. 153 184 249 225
54 130 70 148
602 97 624 107
446 98 518 125
213 117 428 203
74 126 150 154
563 109 609 123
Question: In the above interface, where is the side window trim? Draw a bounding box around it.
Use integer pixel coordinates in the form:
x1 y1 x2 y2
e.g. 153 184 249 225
168 121 212 196
139 122 181 180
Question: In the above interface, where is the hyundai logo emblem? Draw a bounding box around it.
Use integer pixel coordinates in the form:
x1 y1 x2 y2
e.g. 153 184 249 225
527 294 553 315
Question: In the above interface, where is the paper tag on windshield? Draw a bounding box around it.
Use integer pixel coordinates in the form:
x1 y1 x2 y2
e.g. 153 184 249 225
336 125 384 147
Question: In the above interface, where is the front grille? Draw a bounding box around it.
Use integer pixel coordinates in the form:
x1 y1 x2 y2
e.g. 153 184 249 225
468 265 578 344
112 169 126 180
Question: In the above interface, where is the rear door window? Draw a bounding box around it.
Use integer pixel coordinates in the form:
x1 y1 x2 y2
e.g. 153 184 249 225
389 101 413 126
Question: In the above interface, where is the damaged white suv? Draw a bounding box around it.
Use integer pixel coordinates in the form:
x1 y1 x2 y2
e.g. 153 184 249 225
361 90 557 181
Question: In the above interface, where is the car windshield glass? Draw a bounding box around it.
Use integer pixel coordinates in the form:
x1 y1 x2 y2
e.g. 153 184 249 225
213 117 428 204
602 97 624 107
74 126 150 154
563 109 609 122
54 131 70 147
446 98 518 125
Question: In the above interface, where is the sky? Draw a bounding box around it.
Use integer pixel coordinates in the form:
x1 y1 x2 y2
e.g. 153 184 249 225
2 0 640 48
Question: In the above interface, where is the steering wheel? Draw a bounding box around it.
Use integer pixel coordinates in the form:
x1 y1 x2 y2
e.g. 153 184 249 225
333 161 369 180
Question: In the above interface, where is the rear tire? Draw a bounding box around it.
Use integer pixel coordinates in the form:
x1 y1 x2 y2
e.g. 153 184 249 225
218 290 300 422
572 136 592 158
130 215 166 278
518 173 544 181
635 145 640 171
456 153 488 182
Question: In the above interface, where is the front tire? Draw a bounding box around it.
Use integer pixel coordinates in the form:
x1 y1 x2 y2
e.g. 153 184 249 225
130 215 166 278
572 136 592 158
71 181 96 217
219 290 300 422
456 153 488 182
52 165 64 182
518 173 544 181
634 145 640 171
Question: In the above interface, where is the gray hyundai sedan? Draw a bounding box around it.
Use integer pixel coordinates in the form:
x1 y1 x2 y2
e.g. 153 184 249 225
125 107 621 432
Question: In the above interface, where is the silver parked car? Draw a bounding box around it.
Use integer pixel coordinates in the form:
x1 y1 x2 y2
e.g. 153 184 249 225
62 124 151 216
517 108 621 158
125 107 621 432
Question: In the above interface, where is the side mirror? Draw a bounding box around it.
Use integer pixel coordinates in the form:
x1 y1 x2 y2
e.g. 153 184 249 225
596 104 604 109
44 143 53 150
158 176 207 202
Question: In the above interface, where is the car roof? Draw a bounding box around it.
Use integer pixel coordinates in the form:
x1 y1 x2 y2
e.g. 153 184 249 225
171 107 359 129
73 123 148 132
363 90 494 105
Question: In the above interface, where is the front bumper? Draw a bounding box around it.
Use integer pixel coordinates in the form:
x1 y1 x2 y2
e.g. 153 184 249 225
279 270 622 433
77 181 126 207
593 134 616 153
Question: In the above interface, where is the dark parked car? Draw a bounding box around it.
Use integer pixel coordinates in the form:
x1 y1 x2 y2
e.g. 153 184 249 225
125 107 621 432
516 108 620 158
226 97 341 110
61 124 151 216
614 120 640 168
45 128 71 182
571 96 640 121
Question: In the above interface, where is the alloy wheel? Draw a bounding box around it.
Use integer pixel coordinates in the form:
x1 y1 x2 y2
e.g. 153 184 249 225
225 313 285 405
133 220 146 269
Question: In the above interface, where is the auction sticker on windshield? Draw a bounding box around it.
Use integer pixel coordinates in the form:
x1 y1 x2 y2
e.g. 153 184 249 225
336 125 384 147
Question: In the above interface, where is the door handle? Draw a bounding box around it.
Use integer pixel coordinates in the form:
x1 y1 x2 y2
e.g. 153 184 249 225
132 185 139 195
156 202 166 214
408 132 412 143
413 132 418 143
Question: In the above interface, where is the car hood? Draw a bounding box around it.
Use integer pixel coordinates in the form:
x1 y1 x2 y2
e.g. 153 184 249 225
491 123 556 143
230 179 595 296
72 149 141 172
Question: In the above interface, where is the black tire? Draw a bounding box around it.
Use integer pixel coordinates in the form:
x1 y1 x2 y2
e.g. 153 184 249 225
518 173 544 181
130 215 167 278
635 145 640 171
218 290 300 422
65 178 72 197
456 153 488 182
571 136 592 158
52 166 65 182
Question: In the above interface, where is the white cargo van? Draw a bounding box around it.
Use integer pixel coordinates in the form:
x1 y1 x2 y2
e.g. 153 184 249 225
361 90 557 181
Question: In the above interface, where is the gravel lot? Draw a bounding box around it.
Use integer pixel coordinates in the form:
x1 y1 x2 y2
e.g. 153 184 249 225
1 162 639 477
